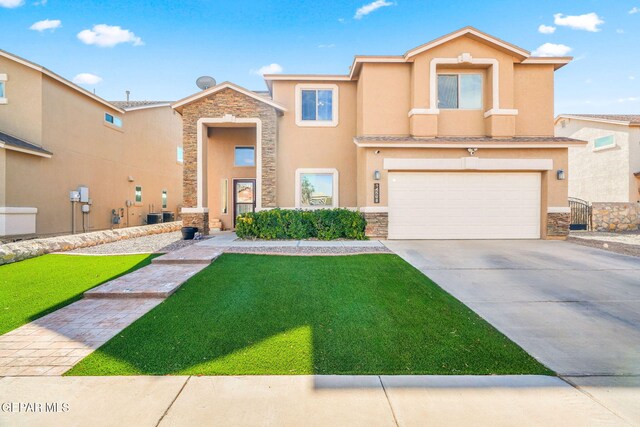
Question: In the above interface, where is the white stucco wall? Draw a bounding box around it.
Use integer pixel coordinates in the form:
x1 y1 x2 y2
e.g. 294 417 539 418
555 118 632 203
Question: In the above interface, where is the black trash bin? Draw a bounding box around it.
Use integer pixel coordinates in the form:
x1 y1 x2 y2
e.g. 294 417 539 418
181 227 198 240
162 211 175 223
147 213 162 224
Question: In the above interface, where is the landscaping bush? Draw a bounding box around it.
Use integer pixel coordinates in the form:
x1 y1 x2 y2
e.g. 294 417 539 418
235 208 367 240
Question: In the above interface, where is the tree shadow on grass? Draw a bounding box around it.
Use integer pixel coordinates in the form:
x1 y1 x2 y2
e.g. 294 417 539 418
67 254 552 376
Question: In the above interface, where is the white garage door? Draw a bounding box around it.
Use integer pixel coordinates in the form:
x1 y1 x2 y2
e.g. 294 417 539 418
388 172 541 239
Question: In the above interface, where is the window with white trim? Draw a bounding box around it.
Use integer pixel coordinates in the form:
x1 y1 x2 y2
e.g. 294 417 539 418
593 135 615 150
0 74 7 104
295 84 339 127
105 112 123 128
437 74 482 109
295 169 339 208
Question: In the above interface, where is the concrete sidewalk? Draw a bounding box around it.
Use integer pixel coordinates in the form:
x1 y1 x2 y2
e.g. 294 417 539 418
0 375 633 426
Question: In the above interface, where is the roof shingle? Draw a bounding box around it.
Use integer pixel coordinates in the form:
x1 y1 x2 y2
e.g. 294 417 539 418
0 131 53 156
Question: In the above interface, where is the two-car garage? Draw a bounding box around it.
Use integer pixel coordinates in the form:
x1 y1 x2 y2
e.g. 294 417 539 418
388 172 542 239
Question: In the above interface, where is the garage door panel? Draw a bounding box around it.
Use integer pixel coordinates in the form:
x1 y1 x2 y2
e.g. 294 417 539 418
388 172 541 239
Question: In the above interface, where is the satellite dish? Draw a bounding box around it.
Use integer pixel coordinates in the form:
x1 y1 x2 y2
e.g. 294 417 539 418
196 76 216 90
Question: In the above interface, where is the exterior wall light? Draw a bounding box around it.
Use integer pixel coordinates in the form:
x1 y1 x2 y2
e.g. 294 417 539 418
557 169 566 180
373 170 381 180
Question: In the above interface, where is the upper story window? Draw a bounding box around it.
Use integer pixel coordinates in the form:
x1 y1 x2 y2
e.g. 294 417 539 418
105 112 123 128
234 146 255 167
437 74 482 110
177 146 184 163
0 74 7 104
295 84 339 127
594 135 615 151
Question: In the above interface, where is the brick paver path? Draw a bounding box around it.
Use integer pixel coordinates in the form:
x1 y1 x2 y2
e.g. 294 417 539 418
0 299 162 376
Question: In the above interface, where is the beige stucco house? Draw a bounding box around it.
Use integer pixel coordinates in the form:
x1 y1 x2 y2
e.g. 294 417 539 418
174 26 584 240
0 50 183 239
555 114 640 203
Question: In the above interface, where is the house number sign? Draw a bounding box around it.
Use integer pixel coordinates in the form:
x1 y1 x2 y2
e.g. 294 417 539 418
374 183 380 204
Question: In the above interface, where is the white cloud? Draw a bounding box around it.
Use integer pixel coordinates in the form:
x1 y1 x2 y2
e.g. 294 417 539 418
318 43 335 48
29 19 61 32
629 7 639 14
618 97 640 103
616 29 624 34
585 78 593 84
532 43 572 57
72 73 103 85
0 0 24 8
338 18 346 24
553 13 604 32
33 0 47 5
77 24 143 47
354 0 393 20
252 63 283 76
538 24 556 34
630 76 636 80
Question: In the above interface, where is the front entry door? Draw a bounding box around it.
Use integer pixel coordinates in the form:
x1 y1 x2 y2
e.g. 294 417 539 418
233 179 256 226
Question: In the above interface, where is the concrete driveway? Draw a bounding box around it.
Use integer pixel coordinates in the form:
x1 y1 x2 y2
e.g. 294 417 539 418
384 239 640 376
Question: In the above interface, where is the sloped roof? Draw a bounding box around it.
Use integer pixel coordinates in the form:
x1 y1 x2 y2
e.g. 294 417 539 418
110 101 172 110
557 114 640 126
172 81 287 113
0 130 52 158
0 49 124 114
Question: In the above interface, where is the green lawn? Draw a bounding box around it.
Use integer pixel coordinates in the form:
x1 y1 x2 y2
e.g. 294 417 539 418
68 254 552 376
0 254 156 335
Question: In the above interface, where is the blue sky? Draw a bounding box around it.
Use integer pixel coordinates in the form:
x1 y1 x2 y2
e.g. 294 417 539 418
1 0 638 114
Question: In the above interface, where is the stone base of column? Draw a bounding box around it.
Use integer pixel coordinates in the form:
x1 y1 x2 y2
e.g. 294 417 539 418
546 212 570 238
182 212 210 235
364 212 388 239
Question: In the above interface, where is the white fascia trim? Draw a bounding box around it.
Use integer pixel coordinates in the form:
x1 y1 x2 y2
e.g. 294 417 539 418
429 56 500 112
353 141 585 149
359 207 389 213
195 116 263 211
383 157 553 171
555 115 632 127
0 207 38 214
181 207 209 214
0 142 52 158
405 28 530 59
264 74 351 81
484 108 518 118
522 57 571 65
123 103 172 112
295 84 339 127
0 51 124 114
173 82 287 112
294 168 339 209
408 108 440 117
547 207 570 214
348 57 406 79
0 74 7 81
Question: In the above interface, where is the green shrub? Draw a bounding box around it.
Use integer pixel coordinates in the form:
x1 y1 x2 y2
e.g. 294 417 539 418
235 208 366 240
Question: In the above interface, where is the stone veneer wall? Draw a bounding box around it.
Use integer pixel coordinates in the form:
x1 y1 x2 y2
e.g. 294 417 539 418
592 202 640 232
181 88 278 234
0 221 181 265
546 213 570 237
364 212 388 238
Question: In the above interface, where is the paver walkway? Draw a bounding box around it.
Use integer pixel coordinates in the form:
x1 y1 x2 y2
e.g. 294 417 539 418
0 245 223 376
0 299 162 376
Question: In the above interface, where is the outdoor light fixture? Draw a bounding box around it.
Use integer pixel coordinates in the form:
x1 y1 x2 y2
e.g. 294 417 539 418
374 170 381 180
557 169 566 180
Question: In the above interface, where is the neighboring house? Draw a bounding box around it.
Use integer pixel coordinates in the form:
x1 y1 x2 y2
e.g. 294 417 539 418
171 26 584 239
555 114 640 203
0 50 183 239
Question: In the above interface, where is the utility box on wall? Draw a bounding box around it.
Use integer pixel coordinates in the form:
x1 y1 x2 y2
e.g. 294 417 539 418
79 186 90 203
